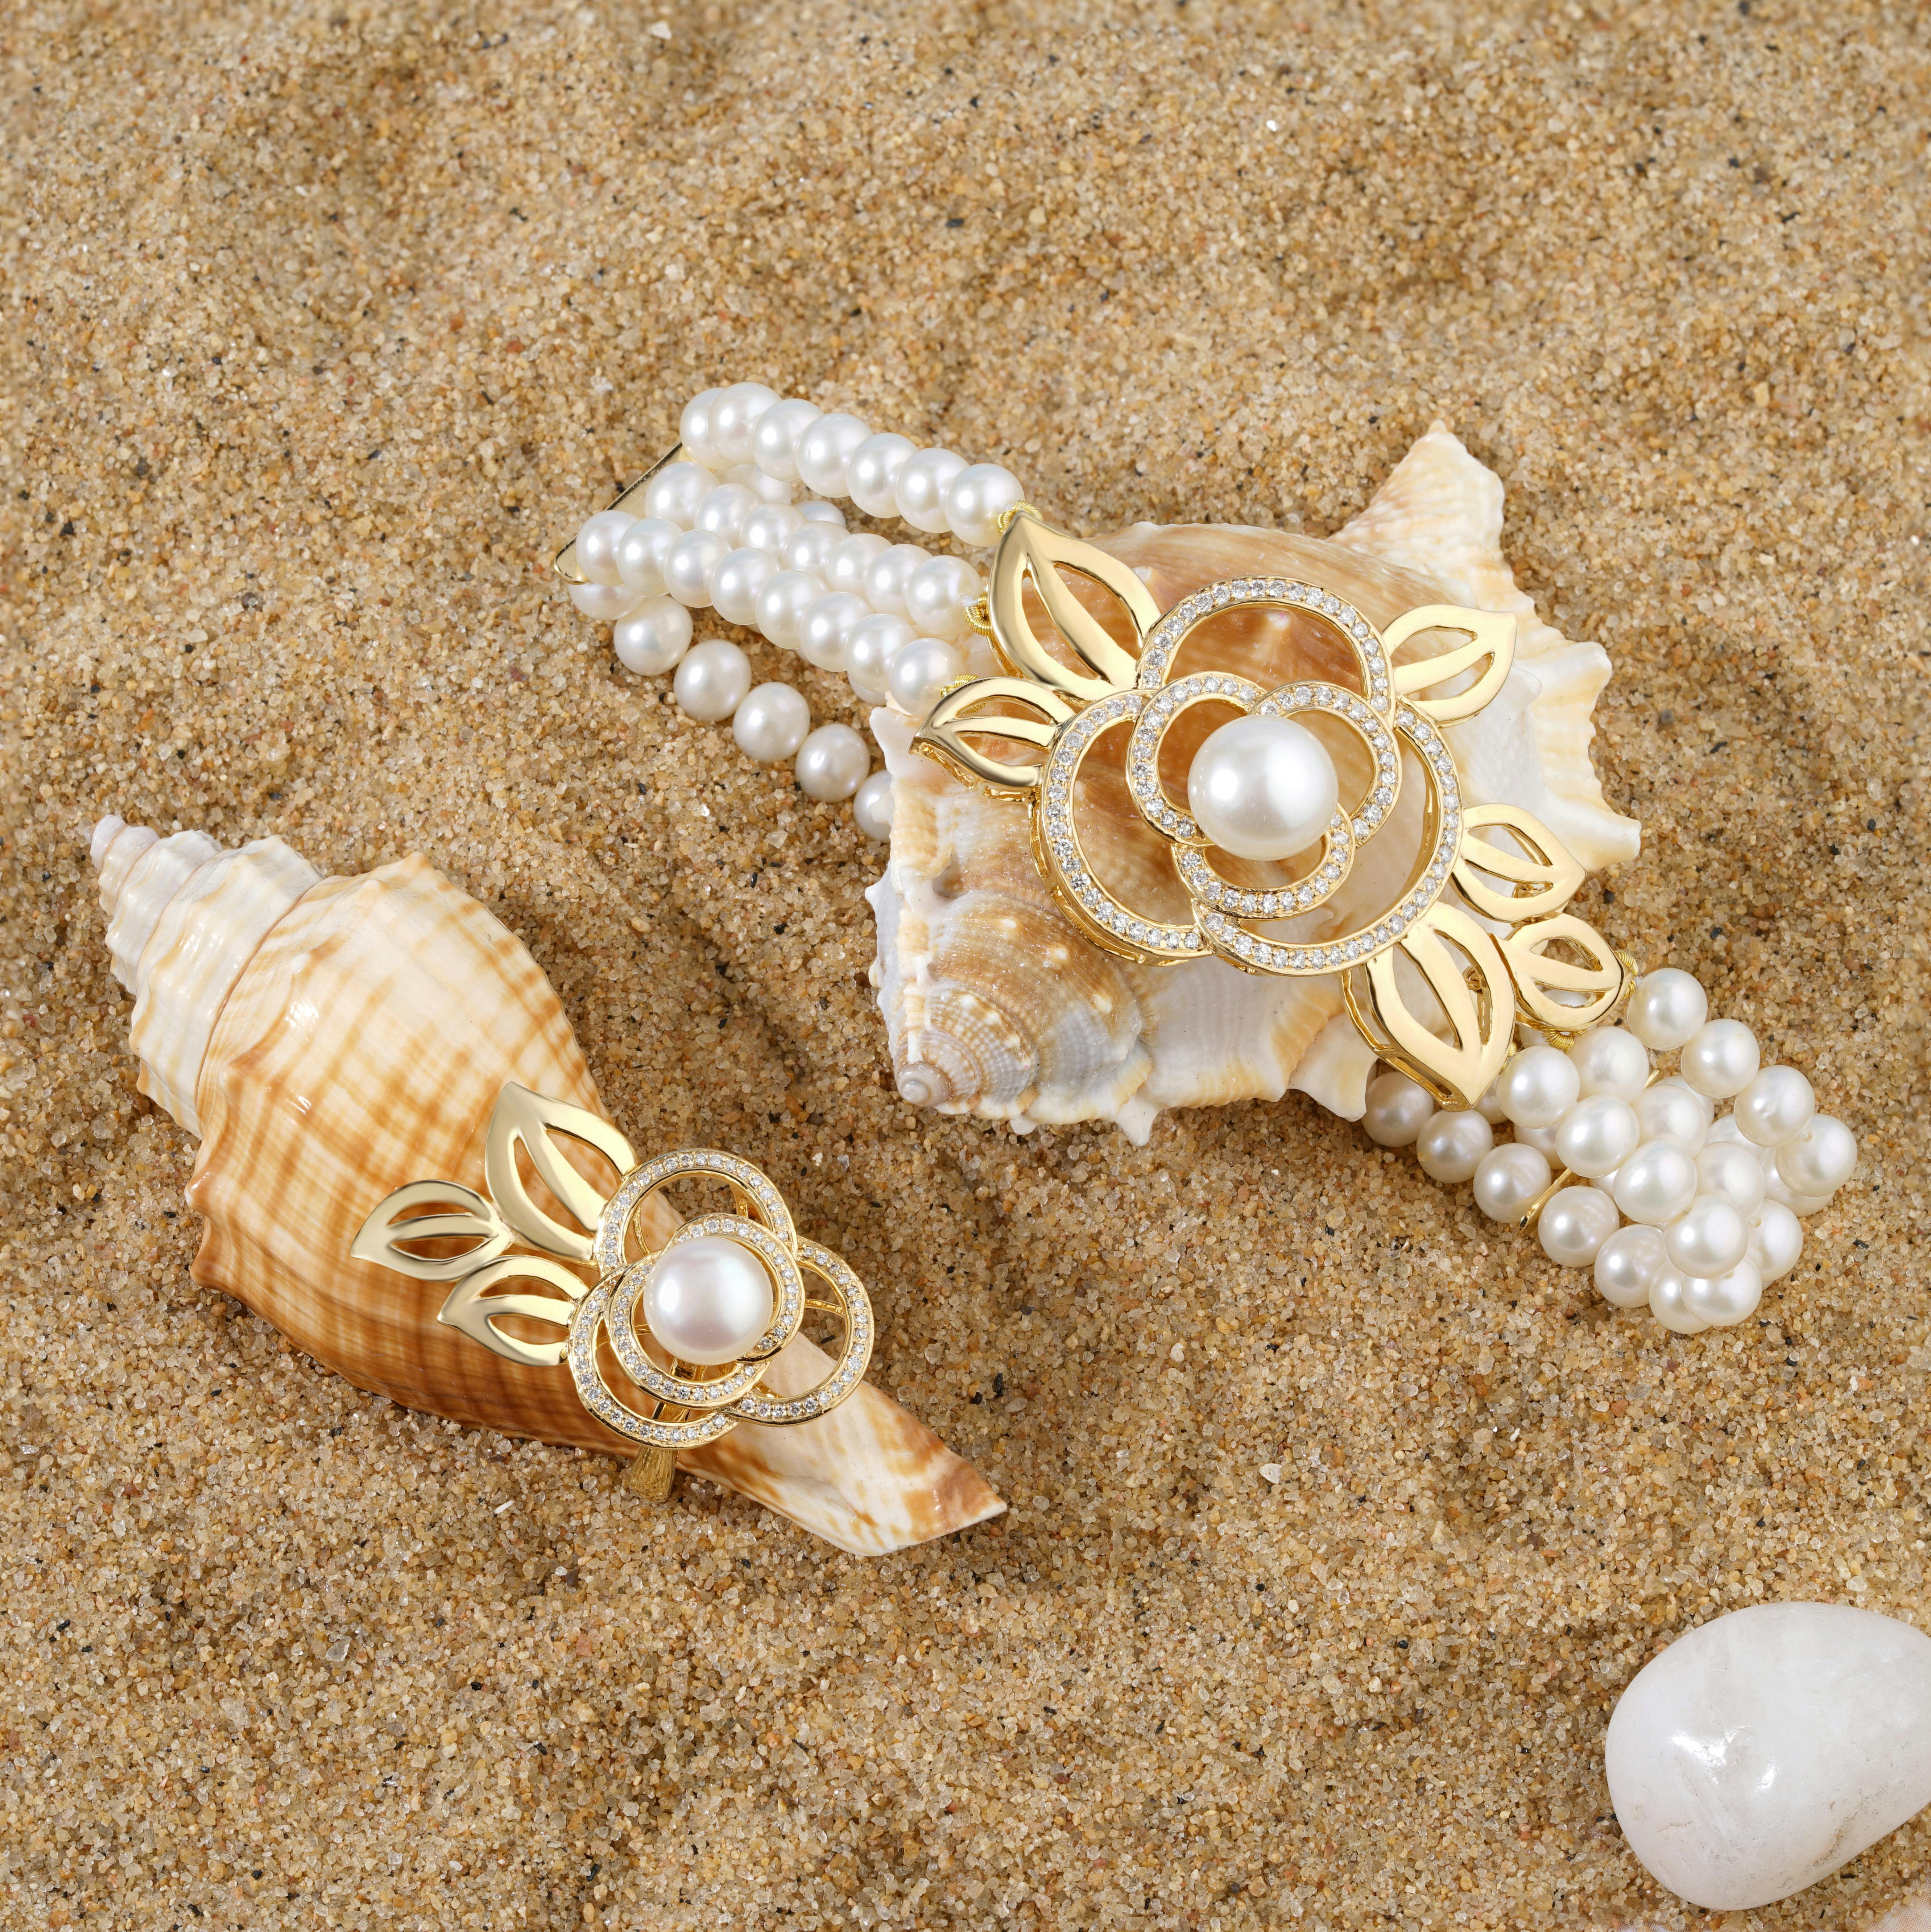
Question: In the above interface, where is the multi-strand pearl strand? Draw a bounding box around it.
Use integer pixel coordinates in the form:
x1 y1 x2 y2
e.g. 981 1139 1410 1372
1360 966 1858 1334
563 379 1026 840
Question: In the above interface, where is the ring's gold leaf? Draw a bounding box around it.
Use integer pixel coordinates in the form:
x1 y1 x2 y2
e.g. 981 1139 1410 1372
484 1082 637 1263
913 677 1076 793
1452 804 1586 922
1349 903 1515 1108
350 1178 513 1281
1385 605 1517 725
437 1255 589 1368
1496 913 1628 1032
987 513 1157 703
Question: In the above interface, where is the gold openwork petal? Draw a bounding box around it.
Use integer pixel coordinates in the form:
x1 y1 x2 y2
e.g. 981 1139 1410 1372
1385 605 1517 726
1452 802 1587 923
914 677 1077 793
350 1178 513 1281
483 1082 638 1263
1349 903 1516 1107
1495 913 1628 1033
986 513 1157 703
436 1254 589 1369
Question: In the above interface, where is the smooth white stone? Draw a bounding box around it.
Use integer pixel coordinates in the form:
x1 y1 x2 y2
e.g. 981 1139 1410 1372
1187 714 1339 862
642 1235 774 1366
1361 1070 1435 1148
1605 1602 1931 1911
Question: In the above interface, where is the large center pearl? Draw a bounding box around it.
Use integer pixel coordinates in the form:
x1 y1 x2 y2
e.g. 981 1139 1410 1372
1186 714 1339 862
641 1236 774 1367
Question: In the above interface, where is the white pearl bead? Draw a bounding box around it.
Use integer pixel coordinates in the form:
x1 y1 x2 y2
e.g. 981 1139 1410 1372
863 542 931 619
847 614 913 702
642 1234 774 1366
943 462 1025 546
710 547 776 628
1647 1267 1710 1334
782 521 841 579
742 466 795 505
1473 1142 1552 1222
794 723 870 802
732 682 811 763
1680 1019 1760 1100
612 597 692 676
1694 1139 1767 1217
1683 1259 1763 1329
709 383 780 468
1474 1076 1510 1126
1361 1070 1436 1148
568 579 642 622
642 459 717 527
1613 1141 1699 1226
1763 1167 1835 1217
1568 1026 1650 1100
1415 1109 1493 1184
1555 1094 1641 1178
1595 1223 1667 1309
827 532 889 597
754 570 824 652
694 483 758 546
1746 1201 1804 1284
887 637 964 718
1775 1115 1856 1196
895 448 967 533
1186 715 1339 863
905 555 984 640
797 593 867 673
853 769 894 842
795 412 871 498
749 397 821 482
848 433 917 517
1513 1119 1564 1160
1499 1045 1581 1130
741 502 804 556
797 499 848 529
671 639 751 723
1538 1185 1620 1268
1632 1079 1711 1155
575 508 634 587
678 387 724 469
1624 967 1708 1051
615 516 681 596
1733 1065 1816 1147
1665 1195 1749 1277
663 528 727 608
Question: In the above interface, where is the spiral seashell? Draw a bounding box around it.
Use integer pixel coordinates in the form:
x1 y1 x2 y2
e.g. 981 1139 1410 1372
91 817 1001 1556
866 425 1640 1143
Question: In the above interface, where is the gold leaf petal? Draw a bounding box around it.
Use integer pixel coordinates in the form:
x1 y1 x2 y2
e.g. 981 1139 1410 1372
483 1083 637 1263
1385 605 1517 725
913 677 1076 793
1452 804 1586 922
437 1255 588 1369
350 1179 512 1282
1348 903 1515 1108
987 514 1157 702
1496 913 1628 1032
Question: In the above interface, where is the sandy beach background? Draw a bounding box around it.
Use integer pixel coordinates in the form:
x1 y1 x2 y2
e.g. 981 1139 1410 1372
2 2 1927 1926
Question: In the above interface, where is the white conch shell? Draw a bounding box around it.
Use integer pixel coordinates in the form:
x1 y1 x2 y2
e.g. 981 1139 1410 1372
866 426 1640 1144
92 817 1002 1556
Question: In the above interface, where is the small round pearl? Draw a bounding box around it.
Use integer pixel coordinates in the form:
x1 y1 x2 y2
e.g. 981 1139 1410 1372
568 579 642 622
678 387 724 468
749 397 821 482
727 462 795 507
1648 1267 1710 1334
798 592 867 673
575 508 634 587
709 382 781 468
741 502 805 555
1694 1139 1767 1217
797 499 848 529
1554 1094 1641 1179
1415 1109 1493 1184
1473 1143 1552 1222
641 1235 774 1366
782 521 842 579
1186 715 1339 862
863 543 931 619
1624 967 1708 1051
1513 1119 1563 1160
1474 1076 1510 1126
732 682 811 763
1632 1079 1710 1155
1775 1115 1857 1196
1680 1018 1760 1100
943 462 1025 546
795 412 871 498
795 723 870 802
642 459 718 527
1733 1065 1816 1147
905 555 984 640
1746 1201 1803 1284
1567 1026 1650 1100
847 614 913 702
671 639 751 723
827 532 889 597
1684 1259 1763 1329
663 529 727 608
888 637 963 718
1538 1186 1619 1269
694 483 758 546
754 570 825 652
710 547 777 628
1665 1194 1749 1277
848 433 917 517
1612 1140 1699 1226
1763 1167 1835 1218
1595 1223 1667 1309
1361 1070 1436 1148
895 448 968 533
615 516 681 596
612 597 692 676
853 769 895 842
1498 1045 1581 1130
